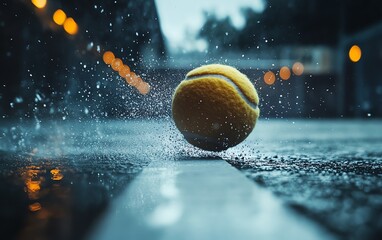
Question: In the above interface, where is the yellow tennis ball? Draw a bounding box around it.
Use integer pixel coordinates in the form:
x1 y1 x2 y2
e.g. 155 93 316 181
172 64 260 151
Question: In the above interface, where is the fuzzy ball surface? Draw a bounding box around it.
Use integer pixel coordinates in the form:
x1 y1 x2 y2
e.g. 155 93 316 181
172 64 260 151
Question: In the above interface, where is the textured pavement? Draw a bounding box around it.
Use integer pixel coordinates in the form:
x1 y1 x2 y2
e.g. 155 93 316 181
0 119 381 239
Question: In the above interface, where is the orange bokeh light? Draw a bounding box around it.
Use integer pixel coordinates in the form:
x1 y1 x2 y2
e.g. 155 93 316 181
103 51 115 65
119 65 131 78
53 9 66 26
29 202 42 212
31 0 46 9
63 17 78 35
125 72 140 86
50 169 63 181
111 58 123 71
101 51 148 95
279 66 291 80
349 45 361 62
264 71 276 85
137 82 151 95
292 62 304 76
26 180 41 192
21 166 45 200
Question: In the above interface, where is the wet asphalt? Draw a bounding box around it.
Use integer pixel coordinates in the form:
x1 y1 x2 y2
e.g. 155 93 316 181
0 119 381 240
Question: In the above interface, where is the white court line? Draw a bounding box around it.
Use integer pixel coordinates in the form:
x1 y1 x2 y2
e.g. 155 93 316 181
89 160 335 240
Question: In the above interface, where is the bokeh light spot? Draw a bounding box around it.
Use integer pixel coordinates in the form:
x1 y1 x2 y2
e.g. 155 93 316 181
126 72 140 86
50 169 63 181
31 0 46 9
292 62 304 76
63 17 78 35
103 51 115 65
119 65 131 78
264 71 276 85
29 202 42 212
27 180 41 192
111 58 123 71
137 82 151 95
53 9 66 26
101 52 148 95
279 66 291 80
349 45 362 62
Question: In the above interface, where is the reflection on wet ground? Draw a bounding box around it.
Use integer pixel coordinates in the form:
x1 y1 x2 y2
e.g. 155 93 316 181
0 119 381 240
0 152 148 240
0 120 163 240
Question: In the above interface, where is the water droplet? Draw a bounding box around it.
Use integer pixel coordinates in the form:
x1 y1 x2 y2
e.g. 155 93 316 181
15 97 23 103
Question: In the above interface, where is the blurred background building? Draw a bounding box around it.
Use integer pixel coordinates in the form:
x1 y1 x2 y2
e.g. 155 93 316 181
1 0 381 119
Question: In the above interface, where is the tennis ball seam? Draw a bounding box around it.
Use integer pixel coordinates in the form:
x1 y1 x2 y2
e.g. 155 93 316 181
186 64 259 105
185 74 259 111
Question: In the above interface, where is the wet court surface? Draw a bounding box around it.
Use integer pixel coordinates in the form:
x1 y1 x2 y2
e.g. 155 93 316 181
0 119 381 239
229 120 382 239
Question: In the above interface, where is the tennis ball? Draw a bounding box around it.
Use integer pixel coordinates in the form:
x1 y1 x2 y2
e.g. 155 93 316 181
172 64 260 151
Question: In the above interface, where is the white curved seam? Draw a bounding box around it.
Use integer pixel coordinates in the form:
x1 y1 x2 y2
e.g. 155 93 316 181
185 74 258 110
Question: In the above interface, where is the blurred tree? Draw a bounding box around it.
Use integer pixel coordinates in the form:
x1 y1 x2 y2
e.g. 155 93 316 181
198 12 239 53
197 0 381 52
236 8 263 50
